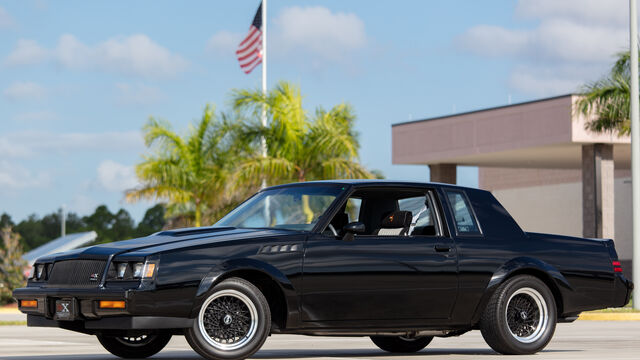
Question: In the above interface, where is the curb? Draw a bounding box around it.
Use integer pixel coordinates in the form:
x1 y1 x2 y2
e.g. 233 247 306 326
0 308 21 314
578 312 640 321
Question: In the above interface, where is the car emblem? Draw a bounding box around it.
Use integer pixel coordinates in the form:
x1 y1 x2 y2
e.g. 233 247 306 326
59 303 70 313
89 273 100 281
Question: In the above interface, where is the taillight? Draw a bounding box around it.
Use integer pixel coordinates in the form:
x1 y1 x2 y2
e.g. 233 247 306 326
612 261 623 273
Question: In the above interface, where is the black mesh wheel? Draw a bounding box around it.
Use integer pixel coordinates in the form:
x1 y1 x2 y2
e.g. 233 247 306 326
97 333 171 359
185 277 271 360
480 275 557 355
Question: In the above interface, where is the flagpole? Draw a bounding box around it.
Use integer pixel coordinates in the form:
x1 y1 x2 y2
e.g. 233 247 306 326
260 0 271 226
260 0 268 188
629 0 640 310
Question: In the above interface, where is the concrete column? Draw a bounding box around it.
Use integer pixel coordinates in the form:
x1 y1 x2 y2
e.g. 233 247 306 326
430 164 456 184
582 144 615 239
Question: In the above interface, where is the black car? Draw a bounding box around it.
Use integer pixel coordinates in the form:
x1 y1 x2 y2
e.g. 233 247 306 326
14 180 633 359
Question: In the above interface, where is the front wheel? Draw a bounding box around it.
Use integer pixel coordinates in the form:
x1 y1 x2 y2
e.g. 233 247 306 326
185 277 271 360
370 335 433 353
97 333 171 359
480 275 557 355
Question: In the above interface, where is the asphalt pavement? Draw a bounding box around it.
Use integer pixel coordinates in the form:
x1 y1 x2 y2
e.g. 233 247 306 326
0 321 638 360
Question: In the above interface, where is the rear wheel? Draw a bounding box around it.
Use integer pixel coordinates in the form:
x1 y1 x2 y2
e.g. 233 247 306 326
97 333 171 359
185 277 271 360
370 335 433 353
480 275 557 355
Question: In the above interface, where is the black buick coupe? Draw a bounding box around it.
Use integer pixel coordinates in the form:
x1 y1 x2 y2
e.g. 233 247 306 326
14 180 633 359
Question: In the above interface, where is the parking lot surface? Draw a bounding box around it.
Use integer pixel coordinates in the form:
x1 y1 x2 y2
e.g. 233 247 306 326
0 321 638 359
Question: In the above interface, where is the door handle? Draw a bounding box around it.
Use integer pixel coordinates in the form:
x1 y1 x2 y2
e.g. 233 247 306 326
434 244 451 252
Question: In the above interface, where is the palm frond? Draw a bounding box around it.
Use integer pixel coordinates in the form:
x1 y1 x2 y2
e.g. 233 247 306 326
317 157 374 180
142 117 190 159
233 156 298 188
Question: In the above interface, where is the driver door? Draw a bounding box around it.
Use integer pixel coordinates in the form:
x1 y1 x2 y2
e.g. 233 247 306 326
301 188 458 322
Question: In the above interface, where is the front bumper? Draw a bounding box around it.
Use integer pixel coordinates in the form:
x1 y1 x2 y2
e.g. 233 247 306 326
14 286 135 319
27 314 193 331
13 286 194 331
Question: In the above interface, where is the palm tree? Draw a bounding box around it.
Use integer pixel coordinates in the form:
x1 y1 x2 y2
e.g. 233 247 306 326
126 105 249 227
232 81 374 187
576 50 636 136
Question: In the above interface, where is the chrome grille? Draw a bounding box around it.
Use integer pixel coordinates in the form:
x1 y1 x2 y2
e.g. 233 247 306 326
46 260 107 288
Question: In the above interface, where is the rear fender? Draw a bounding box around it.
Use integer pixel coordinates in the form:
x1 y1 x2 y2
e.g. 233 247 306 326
471 257 572 324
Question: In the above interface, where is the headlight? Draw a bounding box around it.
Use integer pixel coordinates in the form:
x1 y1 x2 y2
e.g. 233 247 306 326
132 263 144 278
117 263 127 279
110 261 155 280
36 264 45 280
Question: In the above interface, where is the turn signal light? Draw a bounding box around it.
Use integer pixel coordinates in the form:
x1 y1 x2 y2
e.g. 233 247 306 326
99 301 125 309
20 300 37 308
143 263 156 278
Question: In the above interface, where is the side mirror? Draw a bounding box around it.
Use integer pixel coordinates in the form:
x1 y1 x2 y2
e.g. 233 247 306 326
342 222 365 241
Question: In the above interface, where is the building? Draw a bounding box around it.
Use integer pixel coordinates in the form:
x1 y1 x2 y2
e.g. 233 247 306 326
392 94 633 279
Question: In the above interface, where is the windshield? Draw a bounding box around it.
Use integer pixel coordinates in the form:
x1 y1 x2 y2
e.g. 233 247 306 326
215 184 345 231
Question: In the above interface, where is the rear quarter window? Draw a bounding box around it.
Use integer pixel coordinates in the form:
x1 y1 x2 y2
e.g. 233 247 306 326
445 190 481 235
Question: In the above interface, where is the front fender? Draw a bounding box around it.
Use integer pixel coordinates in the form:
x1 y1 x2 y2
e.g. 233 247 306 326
192 258 301 328
471 257 572 324
196 258 294 297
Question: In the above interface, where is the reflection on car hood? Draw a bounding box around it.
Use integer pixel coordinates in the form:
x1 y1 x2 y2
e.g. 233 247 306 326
35 227 294 263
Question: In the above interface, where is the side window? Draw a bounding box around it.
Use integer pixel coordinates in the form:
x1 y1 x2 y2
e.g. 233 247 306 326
345 198 362 223
445 191 481 235
398 196 432 227
398 195 439 236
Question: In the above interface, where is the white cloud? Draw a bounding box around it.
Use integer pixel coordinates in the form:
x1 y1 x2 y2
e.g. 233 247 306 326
115 83 165 105
4 39 49 66
207 31 242 55
96 160 139 193
272 6 367 62
456 0 629 96
69 193 99 215
0 6 14 29
12 110 57 123
0 160 51 191
3 81 47 101
0 130 144 159
515 0 627 25
206 6 368 67
4 34 189 79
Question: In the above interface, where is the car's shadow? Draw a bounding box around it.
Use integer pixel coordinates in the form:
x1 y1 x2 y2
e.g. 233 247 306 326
0 348 580 360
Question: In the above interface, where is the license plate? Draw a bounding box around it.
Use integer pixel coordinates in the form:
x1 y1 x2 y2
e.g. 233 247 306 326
54 299 75 321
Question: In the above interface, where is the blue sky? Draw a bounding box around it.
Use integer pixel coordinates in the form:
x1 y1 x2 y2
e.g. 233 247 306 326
0 0 632 222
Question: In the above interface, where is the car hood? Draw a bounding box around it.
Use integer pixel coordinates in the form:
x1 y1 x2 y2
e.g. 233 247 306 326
35 227 293 263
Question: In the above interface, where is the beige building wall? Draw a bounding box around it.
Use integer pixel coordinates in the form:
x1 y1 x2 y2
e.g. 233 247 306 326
480 168 632 262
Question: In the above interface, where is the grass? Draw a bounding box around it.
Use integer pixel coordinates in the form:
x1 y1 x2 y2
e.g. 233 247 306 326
0 321 26 326
589 307 640 313
586 298 639 313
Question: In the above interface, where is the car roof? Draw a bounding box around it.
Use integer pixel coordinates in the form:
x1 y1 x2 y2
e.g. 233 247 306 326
264 179 483 192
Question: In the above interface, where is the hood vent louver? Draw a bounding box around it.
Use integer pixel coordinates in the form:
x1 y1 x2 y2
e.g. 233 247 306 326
157 227 235 237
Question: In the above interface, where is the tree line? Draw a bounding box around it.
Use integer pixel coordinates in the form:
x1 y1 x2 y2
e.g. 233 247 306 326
0 204 166 252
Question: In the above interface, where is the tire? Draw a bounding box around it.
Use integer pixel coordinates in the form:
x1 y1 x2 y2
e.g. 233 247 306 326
185 277 271 360
370 335 433 353
97 333 171 359
480 275 557 355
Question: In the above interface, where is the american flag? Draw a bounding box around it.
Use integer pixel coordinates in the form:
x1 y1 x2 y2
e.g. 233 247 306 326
236 3 263 74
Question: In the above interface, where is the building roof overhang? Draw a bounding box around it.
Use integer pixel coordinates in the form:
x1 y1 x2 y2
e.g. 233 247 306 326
392 94 631 169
